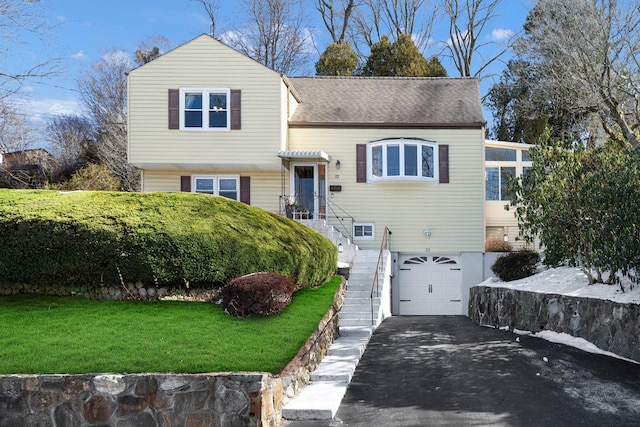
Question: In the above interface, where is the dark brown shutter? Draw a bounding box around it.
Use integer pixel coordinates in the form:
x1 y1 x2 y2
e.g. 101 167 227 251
230 89 241 130
240 176 250 204
168 89 180 130
356 144 367 183
439 144 449 184
180 176 191 192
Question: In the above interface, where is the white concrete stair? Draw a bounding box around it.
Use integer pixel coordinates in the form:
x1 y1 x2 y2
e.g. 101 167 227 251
282 250 384 421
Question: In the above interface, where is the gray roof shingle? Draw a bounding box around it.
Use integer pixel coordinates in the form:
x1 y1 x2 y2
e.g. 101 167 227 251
288 76 484 128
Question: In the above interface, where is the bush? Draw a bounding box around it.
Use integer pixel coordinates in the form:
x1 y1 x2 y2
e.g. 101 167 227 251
0 190 337 292
221 272 296 318
485 237 512 252
491 250 540 282
48 163 120 191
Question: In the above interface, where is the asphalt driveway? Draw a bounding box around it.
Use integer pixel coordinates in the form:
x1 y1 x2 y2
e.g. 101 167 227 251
283 316 640 427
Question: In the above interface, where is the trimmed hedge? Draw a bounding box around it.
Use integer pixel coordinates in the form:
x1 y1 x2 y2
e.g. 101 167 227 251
0 190 337 291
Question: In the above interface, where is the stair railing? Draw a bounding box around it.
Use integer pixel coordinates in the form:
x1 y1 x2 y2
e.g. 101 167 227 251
324 198 355 242
370 227 391 326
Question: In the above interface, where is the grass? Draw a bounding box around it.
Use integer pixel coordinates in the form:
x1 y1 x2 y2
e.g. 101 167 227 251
0 277 342 375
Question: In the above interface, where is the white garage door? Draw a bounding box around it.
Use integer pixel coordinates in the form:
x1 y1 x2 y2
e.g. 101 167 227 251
398 255 462 315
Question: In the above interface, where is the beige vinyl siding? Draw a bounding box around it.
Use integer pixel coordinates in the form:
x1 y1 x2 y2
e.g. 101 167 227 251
128 35 284 170
142 170 282 213
288 127 485 252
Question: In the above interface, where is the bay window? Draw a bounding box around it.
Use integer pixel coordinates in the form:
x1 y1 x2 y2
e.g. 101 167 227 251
368 139 438 182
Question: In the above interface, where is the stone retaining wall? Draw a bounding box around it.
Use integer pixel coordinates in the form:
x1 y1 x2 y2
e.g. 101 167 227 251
0 282 218 301
0 280 345 426
469 285 640 362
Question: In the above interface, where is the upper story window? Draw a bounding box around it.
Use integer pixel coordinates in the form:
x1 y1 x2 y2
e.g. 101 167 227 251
193 175 239 200
180 88 230 130
367 139 438 183
485 144 532 201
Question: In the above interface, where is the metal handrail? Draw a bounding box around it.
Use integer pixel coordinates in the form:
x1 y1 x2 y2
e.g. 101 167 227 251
325 197 355 241
278 194 356 241
370 226 391 326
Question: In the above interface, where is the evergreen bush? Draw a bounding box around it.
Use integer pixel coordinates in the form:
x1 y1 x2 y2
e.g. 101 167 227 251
491 250 540 282
0 190 337 292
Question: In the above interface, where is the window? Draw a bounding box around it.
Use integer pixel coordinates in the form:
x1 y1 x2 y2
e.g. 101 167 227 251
368 139 438 182
193 176 238 200
486 167 515 201
486 147 516 162
180 88 230 130
485 144 532 201
354 223 375 240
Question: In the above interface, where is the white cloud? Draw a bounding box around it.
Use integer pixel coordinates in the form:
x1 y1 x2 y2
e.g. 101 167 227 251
71 51 87 60
18 98 85 120
492 28 514 41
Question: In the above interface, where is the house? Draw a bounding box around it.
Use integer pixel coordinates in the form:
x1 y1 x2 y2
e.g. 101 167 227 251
128 34 517 316
0 148 57 189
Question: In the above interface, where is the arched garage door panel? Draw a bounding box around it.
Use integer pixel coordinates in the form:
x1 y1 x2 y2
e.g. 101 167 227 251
399 255 462 315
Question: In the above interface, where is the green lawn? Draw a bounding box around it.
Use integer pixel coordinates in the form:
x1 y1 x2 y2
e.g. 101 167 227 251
0 277 341 375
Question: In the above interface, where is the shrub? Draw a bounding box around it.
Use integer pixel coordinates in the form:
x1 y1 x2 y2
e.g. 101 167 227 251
48 163 120 191
0 190 337 292
491 250 540 282
221 272 296 318
485 237 512 252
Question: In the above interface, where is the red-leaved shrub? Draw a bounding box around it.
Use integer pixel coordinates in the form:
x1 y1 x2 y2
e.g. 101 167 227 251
221 272 296 318
485 237 512 252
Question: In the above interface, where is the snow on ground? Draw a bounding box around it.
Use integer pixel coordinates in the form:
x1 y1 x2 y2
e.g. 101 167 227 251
480 266 640 362
480 266 640 304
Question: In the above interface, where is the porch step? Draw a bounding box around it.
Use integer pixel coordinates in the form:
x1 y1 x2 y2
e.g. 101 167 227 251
338 326 373 338
281 381 347 420
310 354 359 383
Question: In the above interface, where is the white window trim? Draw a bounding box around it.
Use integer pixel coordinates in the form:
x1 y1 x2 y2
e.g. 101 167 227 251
366 139 439 183
179 88 231 131
485 144 533 202
192 175 239 200
353 223 375 241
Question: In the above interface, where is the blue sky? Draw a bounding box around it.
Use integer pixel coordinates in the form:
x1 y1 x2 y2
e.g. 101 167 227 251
16 0 532 131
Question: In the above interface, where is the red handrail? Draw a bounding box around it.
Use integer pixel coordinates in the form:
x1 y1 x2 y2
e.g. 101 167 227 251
370 227 390 326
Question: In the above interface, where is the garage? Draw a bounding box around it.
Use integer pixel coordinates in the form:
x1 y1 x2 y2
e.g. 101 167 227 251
398 254 463 315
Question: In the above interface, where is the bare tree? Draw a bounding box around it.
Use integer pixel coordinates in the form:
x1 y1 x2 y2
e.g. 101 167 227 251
78 51 139 191
519 0 640 148
47 114 97 175
134 35 171 66
0 99 34 153
190 0 220 37
441 0 511 79
351 0 436 56
224 0 313 74
316 0 358 42
0 0 59 97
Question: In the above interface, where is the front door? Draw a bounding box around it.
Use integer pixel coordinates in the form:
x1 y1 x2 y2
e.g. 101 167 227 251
291 164 326 220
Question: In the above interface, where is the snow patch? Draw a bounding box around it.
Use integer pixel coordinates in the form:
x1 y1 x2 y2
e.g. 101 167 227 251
481 266 640 304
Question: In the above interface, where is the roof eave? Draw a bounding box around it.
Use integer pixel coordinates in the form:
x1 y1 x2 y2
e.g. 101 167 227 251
288 121 486 129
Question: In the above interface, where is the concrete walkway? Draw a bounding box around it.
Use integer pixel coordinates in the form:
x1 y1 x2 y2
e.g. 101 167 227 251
283 316 640 426
282 250 383 420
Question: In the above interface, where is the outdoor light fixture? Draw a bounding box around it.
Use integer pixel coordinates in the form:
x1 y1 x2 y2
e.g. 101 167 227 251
423 229 432 237
338 243 344 253
336 160 341 169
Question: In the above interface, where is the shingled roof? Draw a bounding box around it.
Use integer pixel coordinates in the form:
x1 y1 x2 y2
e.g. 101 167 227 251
288 76 485 128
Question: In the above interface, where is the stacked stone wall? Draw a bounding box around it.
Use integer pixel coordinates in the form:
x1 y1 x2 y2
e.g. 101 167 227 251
469 285 640 362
